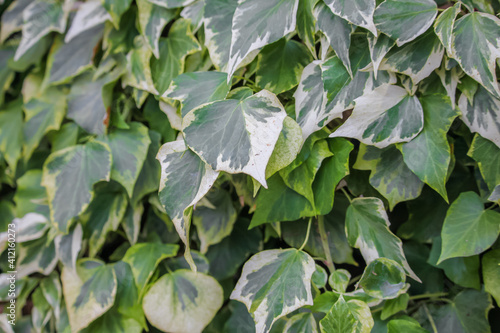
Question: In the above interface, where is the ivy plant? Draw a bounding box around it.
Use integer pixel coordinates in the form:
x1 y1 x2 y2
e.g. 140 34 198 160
0 0 499 332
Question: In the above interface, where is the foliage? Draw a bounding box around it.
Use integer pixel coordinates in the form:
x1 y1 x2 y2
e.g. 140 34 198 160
0 0 499 332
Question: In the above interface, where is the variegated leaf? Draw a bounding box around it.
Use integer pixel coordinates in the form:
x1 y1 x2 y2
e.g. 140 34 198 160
0 213 48 253
132 130 162 206
401 94 458 202
148 0 196 8
42 141 112 232
64 0 110 42
330 84 424 148
323 0 377 36
0 0 31 43
101 0 133 28
367 33 395 76
230 249 316 333
183 90 287 187
297 0 316 55
122 242 179 294
458 85 500 148
378 30 444 85
14 0 69 61
354 144 424 210
283 313 318 333
122 37 159 95
320 296 373 333
143 270 223 333
374 0 437 47
13 170 49 219
0 99 23 172
156 140 219 270
468 134 500 195
345 197 419 281
122 203 143 245
55 223 83 272
61 259 117 332
451 12 500 99
359 258 407 299
226 0 299 80
181 0 205 32
164 71 230 117
436 59 461 109
17 233 58 278
136 0 176 58
433 2 460 56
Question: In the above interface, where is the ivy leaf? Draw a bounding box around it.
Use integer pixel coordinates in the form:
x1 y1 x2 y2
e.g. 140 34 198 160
148 0 197 8
374 0 437 47
143 270 223 333
354 145 424 210
121 203 143 245
283 313 318 333
319 295 374 333
381 294 410 320
256 38 313 95
123 37 159 95
55 223 83 273
183 90 287 187
387 317 428 333
0 99 23 172
42 141 112 232
17 233 58 278
378 31 444 85
358 258 407 300
122 242 179 295
102 0 133 28
14 0 69 60
458 86 500 148
468 134 500 195
367 33 395 76
433 2 460 56
136 0 176 59
451 12 500 99
401 94 459 202
226 0 299 80
230 249 315 333
97 122 151 198
13 170 50 218
322 0 377 36
165 71 230 117
329 269 351 293
23 87 66 161
345 197 419 281
482 249 500 305
296 0 316 56
156 140 219 270
330 84 424 148
0 0 31 43
64 0 109 42
438 191 500 263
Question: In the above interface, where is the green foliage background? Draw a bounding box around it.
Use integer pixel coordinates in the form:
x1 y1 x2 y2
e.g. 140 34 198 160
0 0 499 332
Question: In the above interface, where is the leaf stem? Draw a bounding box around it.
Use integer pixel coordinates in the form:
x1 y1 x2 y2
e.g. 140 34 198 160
409 292 448 301
317 215 335 272
486 203 499 210
298 217 312 251
340 187 353 203
423 303 438 333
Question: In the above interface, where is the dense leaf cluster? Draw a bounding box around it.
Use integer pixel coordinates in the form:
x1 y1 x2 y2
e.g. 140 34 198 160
0 0 499 332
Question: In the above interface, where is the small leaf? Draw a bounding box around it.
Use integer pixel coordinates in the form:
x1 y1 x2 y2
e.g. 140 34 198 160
381 293 409 320
319 295 374 333
323 0 377 36
283 313 318 333
358 258 406 300
329 269 351 293
64 1 109 42
468 134 500 195
434 2 461 55
102 0 133 28
387 317 428 333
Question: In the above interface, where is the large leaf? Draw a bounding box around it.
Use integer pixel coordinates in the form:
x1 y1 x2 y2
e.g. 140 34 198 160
230 249 315 333
164 71 230 117
450 12 500 99
0 0 31 43
330 84 424 148
401 94 458 201
183 90 287 187
322 0 377 36
374 0 437 46
438 191 500 263
143 270 223 333
468 134 500 195
345 197 419 281
156 140 219 270
42 141 112 232
319 295 374 333
226 0 299 80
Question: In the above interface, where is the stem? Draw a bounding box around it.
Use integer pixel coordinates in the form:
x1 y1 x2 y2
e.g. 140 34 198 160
486 203 499 210
423 304 438 333
348 274 361 286
317 215 335 272
340 187 353 203
298 218 312 251
409 292 449 301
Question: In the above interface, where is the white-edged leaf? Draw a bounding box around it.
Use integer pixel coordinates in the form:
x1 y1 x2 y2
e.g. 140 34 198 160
0 0 31 43
65 0 110 42
323 0 377 36
434 2 461 56
367 33 395 77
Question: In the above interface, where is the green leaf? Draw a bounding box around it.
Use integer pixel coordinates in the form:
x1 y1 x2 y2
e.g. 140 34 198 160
468 134 500 195
123 37 159 95
345 197 419 281
149 0 196 8
13 170 50 218
331 84 424 148
319 295 374 333
0 99 23 171
459 86 500 148
329 269 351 293
354 144 424 210
359 258 406 299
61 260 117 332
102 0 133 28
401 94 458 201
451 12 500 99
387 317 428 333
482 249 500 305
0 0 31 43
438 191 500 263
143 270 223 333
157 140 219 270
296 0 316 55
122 242 179 294
256 38 313 95
40 272 62 321
433 2 460 56
97 122 151 198
381 293 409 320
165 71 230 117
64 1 109 42
323 0 377 35
17 233 58 278
55 223 83 273
183 90 287 187
283 313 318 333
23 87 66 161
80 183 128 257
230 249 316 333
42 141 112 232
374 0 437 46
227 0 299 79
136 0 176 58
151 18 201 95
378 31 444 85
14 0 69 60
367 33 395 75
193 188 237 253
